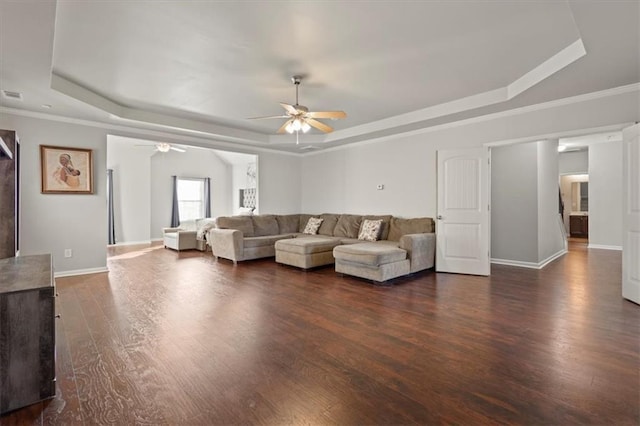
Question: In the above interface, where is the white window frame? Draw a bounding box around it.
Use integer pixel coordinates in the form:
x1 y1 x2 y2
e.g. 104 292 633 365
177 177 206 222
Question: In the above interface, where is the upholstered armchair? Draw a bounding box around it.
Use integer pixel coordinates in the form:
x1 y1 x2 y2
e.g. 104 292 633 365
163 222 198 251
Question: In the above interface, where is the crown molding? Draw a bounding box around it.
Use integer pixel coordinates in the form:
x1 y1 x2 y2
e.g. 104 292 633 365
303 83 640 156
2 82 638 158
0 106 302 157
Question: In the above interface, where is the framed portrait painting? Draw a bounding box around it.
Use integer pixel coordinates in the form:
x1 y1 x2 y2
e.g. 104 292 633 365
40 145 93 194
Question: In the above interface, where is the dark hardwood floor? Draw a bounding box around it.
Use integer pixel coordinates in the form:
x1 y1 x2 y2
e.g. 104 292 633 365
2 240 638 425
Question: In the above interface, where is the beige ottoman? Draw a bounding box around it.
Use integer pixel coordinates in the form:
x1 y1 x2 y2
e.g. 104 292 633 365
275 237 341 269
333 243 409 282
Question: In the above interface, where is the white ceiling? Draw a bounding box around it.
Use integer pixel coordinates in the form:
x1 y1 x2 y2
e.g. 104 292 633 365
1 1 638 153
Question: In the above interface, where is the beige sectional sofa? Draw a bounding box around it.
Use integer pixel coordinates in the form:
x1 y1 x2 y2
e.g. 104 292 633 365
207 213 436 281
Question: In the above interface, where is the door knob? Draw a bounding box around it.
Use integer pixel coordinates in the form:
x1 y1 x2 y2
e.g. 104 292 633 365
437 215 444 220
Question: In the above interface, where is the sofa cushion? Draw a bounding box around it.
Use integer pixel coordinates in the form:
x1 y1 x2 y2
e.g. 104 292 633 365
216 216 254 237
318 213 340 236
276 214 300 234
244 235 288 248
338 238 399 246
333 214 362 238
275 237 341 255
252 215 279 237
388 217 435 241
333 243 407 266
358 219 383 241
303 217 323 235
361 215 392 240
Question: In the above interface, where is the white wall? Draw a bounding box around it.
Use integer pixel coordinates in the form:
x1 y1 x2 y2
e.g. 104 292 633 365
150 148 232 239
589 141 623 248
106 136 151 244
559 150 588 174
537 139 564 262
491 142 539 263
231 160 254 213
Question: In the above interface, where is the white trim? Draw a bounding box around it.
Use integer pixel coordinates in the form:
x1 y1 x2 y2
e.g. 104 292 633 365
0 106 301 157
508 39 586 99
51 73 270 145
2 83 638 157
55 267 109 278
108 240 154 247
54 36 587 147
491 249 567 269
587 244 622 251
304 84 640 156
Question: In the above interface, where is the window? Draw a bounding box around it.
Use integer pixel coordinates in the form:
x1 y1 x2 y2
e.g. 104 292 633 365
177 178 205 221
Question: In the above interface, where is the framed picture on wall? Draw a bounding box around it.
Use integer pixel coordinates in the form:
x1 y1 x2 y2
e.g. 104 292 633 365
40 145 93 194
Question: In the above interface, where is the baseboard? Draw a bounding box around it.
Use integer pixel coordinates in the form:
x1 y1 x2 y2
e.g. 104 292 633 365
108 240 153 247
55 267 109 278
587 244 622 251
491 249 567 270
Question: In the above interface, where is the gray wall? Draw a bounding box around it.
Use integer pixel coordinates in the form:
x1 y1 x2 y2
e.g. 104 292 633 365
537 139 564 261
0 112 301 274
258 151 301 214
589 141 623 247
106 136 151 244
0 115 108 274
491 142 539 262
301 87 638 219
0 86 636 273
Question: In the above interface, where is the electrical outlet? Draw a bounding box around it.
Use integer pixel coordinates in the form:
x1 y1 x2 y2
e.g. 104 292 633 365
376 184 384 190
64 249 72 258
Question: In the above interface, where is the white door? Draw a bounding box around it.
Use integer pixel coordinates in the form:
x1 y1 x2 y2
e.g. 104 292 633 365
622 124 640 305
436 147 490 275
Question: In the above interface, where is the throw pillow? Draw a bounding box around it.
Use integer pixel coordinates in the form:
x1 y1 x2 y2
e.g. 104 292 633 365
358 219 383 241
303 217 324 235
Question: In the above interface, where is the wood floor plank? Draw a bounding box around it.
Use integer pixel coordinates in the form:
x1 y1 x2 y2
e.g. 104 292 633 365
2 240 638 425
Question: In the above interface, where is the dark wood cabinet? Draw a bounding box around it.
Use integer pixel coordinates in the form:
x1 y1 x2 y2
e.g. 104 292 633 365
570 215 589 237
0 130 19 259
0 254 56 414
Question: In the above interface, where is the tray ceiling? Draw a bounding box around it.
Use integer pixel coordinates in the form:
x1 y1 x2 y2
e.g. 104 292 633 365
1 1 638 152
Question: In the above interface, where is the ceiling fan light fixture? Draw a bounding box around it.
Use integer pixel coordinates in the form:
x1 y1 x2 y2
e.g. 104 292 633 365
157 143 171 153
301 121 311 133
292 118 303 131
285 121 294 134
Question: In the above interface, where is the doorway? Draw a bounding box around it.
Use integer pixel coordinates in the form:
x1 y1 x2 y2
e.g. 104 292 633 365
560 173 589 242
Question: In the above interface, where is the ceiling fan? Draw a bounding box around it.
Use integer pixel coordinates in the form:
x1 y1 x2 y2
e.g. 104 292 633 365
135 142 186 153
250 76 346 137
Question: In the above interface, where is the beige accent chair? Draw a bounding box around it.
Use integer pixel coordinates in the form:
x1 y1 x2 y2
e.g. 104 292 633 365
163 220 198 251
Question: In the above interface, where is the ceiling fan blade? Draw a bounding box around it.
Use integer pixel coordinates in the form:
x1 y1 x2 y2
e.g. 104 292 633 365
277 118 293 134
305 111 346 119
248 114 290 120
280 103 299 115
305 118 334 133
170 146 186 152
